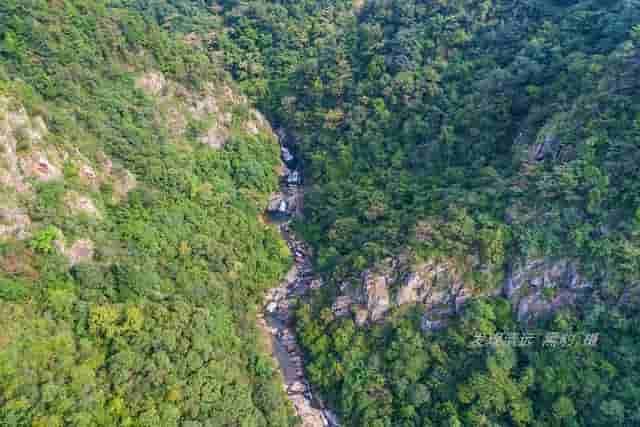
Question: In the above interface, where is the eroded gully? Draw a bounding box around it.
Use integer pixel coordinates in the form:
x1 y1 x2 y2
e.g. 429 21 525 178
257 137 340 427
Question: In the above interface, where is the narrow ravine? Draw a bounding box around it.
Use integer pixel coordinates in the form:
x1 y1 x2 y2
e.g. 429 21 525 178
257 134 340 427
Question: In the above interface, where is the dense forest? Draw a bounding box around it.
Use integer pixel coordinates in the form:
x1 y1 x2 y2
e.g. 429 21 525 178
213 0 640 424
214 0 640 425
2 0 640 426
0 1 296 426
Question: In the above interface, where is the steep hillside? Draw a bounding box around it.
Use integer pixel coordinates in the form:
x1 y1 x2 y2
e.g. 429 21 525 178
2 1 640 427
212 0 640 426
0 2 296 426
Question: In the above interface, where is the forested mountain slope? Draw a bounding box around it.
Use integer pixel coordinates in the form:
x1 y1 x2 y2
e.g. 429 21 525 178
2 1 640 427
0 2 297 426
212 0 640 425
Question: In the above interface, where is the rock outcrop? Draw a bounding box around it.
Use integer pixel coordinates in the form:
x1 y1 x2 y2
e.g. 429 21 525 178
505 258 591 321
332 253 475 325
0 207 31 240
0 97 138 242
65 192 100 217
331 250 593 328
359 268 392 322
135 71 272 150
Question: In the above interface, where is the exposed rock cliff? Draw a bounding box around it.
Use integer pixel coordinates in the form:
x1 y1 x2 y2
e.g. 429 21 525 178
135 71 271 149
1 73 270 267
332 249 596 329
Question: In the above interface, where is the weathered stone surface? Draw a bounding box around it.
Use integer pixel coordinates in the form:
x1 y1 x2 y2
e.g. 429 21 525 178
290 395 327 427
199 126 227 149
396 271 426 306
361 270 392 322
332 296 354 318
0 104 32 192
395 259 461 308
65 192 100 217
20 153 62 182
79 164 98 186
505 258 590 321
0 208 31 240
335 247 592 328
137 72 273 151
268 193 289 214
66 239 94 265
135 71 167 96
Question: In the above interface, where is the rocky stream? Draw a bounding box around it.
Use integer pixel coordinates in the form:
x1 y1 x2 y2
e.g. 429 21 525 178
258 138 340 427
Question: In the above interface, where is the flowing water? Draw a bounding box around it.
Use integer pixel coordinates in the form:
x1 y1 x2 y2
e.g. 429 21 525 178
258 140 339 427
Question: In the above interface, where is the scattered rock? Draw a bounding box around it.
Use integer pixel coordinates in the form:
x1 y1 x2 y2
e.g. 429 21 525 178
135 71 167 96
199 125 227 149
260 143 339 427
21 153 62 182
268 193 289 215
530 134 560 162
0 208 31 240
332 296 354 318
281 146 294 163
79 164 98 186
287 170 301 185
421 316 447 332
66 239 94 265
266 302 278 313
65 192 100 217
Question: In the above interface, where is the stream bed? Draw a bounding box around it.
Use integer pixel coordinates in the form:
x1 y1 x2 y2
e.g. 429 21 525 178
258 142 339 427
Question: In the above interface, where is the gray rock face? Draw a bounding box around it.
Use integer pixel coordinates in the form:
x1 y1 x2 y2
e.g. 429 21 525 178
267 191 300 218
332 254 475 326
331 296 354 318
0 208 31 240
287 170 301 185
531 134 560 161
66 239 94 265
395 259 464 309
135 71 167 96
333 251 592 328
421 316 447 332
397 271 428 306
361 270 392 322
504 258 591 321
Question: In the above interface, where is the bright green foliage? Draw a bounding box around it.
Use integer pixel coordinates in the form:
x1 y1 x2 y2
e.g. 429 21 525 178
295 299 640 427
0 1 295 426
2 0 640 426
29 226 60 254
208 0 640 426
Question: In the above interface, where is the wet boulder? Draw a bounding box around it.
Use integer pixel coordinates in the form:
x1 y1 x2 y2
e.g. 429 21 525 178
287 170 301 185
267 193 289 215
281 146 294 164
